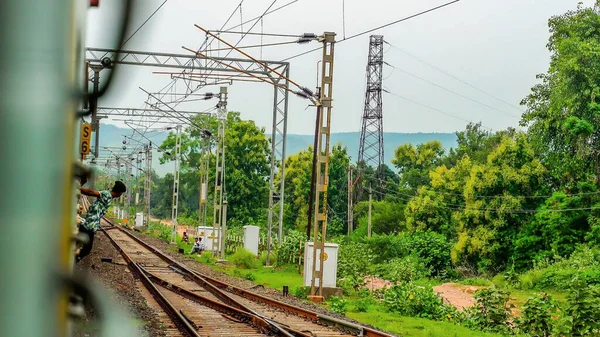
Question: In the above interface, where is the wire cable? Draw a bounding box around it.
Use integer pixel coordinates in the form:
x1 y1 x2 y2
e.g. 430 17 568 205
223 0 298 32
280 0 460 62
122 0 169 46
384 40 524 113
382 88 497 131
384 61 519 118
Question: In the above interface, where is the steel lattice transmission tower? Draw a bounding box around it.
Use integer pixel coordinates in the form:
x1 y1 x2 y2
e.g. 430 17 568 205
358 35 385 183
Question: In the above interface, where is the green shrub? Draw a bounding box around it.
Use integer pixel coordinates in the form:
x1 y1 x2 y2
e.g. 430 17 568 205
277 230 305 264
337 242 374 288
376 256 430 283
383 283 455 320
458 277 493 287
518 268 545 290
399 231 452 276
463 286 514 334
329 296 348 314
515 293 558 337
352 296 375 313
231 248 259 269
292 286 309 299
198 251 216 265
555 279 600 336
259 250 278 266
244 272 256 281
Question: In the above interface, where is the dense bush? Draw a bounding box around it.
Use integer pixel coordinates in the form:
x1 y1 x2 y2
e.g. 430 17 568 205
376 256 429 283
259 250 278 266
463 287 514 334
555 279 600 336
383 283 456 320
337 242 374 288
401 231 452 276
329 296 348 314
458 277 493 287
516 293 558 337
360 231 452 277
277 230 305 264
292 286 308 298
352 296 375 313
516 245 600 290
231 248 259 269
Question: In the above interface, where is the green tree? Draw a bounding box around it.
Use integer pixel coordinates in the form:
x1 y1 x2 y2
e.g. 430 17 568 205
521 1 600 187
158 112 270 227
392 141 445 190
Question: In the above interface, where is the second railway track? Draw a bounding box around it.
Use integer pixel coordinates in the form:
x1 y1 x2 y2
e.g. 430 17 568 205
100 217 394 337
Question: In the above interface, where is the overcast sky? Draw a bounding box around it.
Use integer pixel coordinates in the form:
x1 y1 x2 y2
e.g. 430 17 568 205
88 0 594 135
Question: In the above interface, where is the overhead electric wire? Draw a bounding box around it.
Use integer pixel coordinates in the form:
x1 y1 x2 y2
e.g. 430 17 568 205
280 0 460 62
373 188 600 214
384 61 519 118
373 176 600 201
382 88 496 131
201 40 300 53
223 0 298 32
122 0 169 46
383 41 524 113
209 30 301 38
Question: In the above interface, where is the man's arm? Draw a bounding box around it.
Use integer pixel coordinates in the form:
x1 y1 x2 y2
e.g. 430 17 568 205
80 187 100 198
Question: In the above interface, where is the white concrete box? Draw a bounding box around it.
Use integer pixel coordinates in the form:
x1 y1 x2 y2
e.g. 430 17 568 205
303 242 339 288
135 213 144 227
243 225 260 255
196 226 220 251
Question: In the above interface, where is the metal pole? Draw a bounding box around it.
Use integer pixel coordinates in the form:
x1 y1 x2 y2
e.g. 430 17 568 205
310 32 336 300
306 104 321 240
171 125 182 244
145 143 152 226
348 165 353 235
278 66 290 242
368 184 372 238
212 87 227 258
90 68 100 189
221 200 228 259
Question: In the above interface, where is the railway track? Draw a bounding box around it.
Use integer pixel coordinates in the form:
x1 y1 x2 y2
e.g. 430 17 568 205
99 217 395 337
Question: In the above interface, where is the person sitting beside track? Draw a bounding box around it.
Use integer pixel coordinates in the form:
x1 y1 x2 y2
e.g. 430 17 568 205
190 237 204 255
77 181 127 262
182 231 189 243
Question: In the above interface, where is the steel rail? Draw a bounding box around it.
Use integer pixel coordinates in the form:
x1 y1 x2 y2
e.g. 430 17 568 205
100 225 201 337
101 218 295 337
103 219 395 337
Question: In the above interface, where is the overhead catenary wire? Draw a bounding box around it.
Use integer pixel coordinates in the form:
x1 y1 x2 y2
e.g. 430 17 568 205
374 176 600 200
223 0 298 32
199 40 300 53
280 0 460 62
194 25 307 92
383 40 525 113
122 0 169 46
383 61 519 118
208 30 302 38
372 188 600 214
181 46 294 92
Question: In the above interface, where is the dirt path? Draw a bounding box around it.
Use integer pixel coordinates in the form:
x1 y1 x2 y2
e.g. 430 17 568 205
433 283 481 310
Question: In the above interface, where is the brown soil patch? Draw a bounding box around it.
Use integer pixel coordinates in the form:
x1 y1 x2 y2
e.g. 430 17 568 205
433 283 482 310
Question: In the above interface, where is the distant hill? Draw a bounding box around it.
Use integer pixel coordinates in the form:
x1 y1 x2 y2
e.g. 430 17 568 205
96 123 457 176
